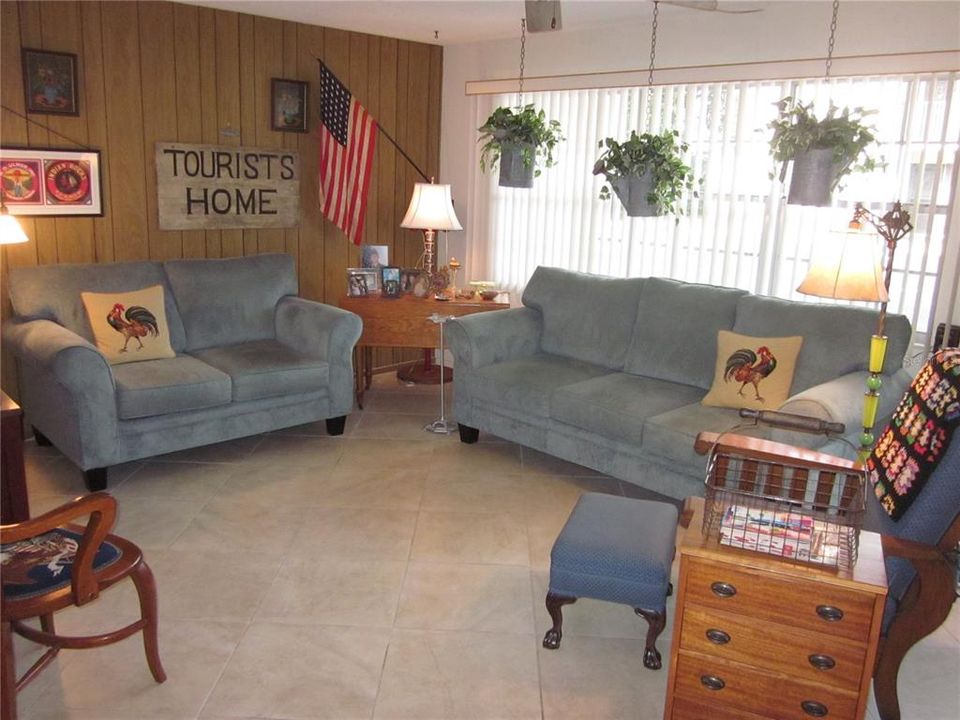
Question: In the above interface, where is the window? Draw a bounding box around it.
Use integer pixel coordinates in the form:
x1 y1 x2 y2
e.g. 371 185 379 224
468 73 959 350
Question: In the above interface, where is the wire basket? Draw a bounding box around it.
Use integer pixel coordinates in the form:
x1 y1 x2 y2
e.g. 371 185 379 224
702 433 865 572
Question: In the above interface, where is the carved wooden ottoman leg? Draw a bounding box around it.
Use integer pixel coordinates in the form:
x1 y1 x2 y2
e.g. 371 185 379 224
542 592 577 649
635 607 666 669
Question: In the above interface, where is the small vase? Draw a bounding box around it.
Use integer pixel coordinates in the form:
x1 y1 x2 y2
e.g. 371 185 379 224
611 172 659 217
498 142 535 189
787 148 842 207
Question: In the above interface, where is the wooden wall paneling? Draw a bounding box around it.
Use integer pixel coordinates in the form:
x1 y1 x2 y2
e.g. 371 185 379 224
173 2 206 259
80 1 115 264
376 38 398 265
237 13 257 256
349 31 371 253
100 1 149 261
320 27 350 306
18 1 57 266
214 9 242 257
253 15 285 255
281 20 300 271
394 41 413 267
39 1 95 265
364 37 381 254
197 6 221 258
427 45 442 181
138 1 182 261
296 22 324 302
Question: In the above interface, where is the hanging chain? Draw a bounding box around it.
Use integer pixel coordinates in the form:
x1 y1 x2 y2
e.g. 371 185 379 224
825 0 839 78
518 18 526 107
647 1 659 86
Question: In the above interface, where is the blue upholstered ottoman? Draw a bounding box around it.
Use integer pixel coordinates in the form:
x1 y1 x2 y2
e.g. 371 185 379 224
543 492 679 669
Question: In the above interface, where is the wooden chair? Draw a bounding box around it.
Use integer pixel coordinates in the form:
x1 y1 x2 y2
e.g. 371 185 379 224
1 493 165 720
694 425 959 720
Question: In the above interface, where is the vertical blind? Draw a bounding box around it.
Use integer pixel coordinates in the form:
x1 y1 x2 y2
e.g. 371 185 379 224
467 73 959 352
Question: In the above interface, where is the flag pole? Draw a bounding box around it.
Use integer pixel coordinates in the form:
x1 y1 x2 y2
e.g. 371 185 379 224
316 59 429 182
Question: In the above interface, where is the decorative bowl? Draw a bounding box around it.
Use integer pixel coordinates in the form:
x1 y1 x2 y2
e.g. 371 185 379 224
480 289 499 301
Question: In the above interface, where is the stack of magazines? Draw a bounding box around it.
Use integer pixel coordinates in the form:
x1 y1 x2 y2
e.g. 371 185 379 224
718 504 848 566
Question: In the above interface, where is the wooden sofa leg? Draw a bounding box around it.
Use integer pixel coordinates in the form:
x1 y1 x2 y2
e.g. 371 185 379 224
83 468 108 492
326 416 347 436
458 424 479 444
542 592 577 649
32 426 52 447
635 607 666 670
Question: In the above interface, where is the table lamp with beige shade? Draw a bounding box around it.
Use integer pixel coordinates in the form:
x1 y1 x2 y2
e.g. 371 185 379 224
0 197 29 246
797 201 913 460
401 181 462 275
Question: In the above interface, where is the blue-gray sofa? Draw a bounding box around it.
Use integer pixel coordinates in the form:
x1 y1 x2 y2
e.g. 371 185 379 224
2 253 362 490
447 266 913 500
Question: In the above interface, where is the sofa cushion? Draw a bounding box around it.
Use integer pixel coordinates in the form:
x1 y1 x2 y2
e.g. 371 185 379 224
624 277 747 389
164 254 298 351
191 340 329 402
112 356 231 420
733 295 911 394
701 331 804 411
552 373 705 446
8 261 186 352
463 353 612 418
522 266 645 370
81 285 176 364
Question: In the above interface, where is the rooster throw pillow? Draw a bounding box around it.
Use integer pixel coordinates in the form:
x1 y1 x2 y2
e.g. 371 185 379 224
81 285 175 365
702 330 804 411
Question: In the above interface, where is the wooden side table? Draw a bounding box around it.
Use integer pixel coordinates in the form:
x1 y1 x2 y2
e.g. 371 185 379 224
339 292 509 406
1 391 30 523
663 497 887 720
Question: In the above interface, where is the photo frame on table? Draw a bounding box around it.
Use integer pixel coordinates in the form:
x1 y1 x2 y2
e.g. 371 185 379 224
400 268 423 294
271 78 308 133
347 268 377 297
0 147 103 217
381 266 402 298
22 48 79 116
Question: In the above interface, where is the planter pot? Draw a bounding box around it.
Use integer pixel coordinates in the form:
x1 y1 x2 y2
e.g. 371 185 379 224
787 148 842 207
611 172 659 217
498 142 535 189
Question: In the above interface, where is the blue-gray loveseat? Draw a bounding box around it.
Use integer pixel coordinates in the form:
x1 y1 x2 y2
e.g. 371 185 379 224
3 254 362 490
447 267 913 500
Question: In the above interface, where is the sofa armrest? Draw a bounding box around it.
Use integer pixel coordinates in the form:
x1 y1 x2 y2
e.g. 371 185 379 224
2 319 120 465
274 297 362 414
772 368 913 448
447 307 542 370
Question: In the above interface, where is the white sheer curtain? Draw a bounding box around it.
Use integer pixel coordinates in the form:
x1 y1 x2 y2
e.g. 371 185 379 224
467 73 959 349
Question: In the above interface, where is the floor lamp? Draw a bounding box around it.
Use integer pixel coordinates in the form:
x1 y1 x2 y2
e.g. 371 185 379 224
797 202 912 460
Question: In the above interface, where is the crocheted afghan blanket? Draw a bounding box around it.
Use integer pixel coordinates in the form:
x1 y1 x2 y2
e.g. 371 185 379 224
867 348 960 520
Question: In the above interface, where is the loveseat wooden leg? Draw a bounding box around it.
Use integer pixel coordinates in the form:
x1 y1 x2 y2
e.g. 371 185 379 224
32 426 52 447
458 424 479 444
83 468 107 492
326 416 347 436
635 607 666 669
542 592 577 649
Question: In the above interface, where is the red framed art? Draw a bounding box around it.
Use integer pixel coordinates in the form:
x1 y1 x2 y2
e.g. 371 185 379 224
0 147 103 217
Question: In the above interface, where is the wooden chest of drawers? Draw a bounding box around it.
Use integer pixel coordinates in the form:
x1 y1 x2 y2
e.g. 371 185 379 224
663 498 888 720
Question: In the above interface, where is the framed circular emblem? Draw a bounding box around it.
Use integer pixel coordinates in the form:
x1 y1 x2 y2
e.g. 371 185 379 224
1 161 41 203
44 159 91 204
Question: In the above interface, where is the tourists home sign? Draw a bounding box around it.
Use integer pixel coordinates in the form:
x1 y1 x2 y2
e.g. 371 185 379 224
155 142 299 230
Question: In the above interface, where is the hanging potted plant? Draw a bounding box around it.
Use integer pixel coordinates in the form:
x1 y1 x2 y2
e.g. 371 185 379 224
769 97 882 207
593 130 696 217
478 104 564 188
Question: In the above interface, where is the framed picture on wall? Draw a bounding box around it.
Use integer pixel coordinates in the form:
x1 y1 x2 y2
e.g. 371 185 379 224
0 147 103 217
21 48 79 116
271 78 308 133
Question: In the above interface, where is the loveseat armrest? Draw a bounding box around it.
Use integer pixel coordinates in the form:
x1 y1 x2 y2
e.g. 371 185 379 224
447 307 543 370
2 319 120 465
771 368 913 448
274 297 362 414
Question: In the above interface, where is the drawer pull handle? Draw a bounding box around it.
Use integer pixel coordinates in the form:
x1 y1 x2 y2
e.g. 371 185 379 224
816 604 844 622
801 700 829 717
700 675 726 691
710 581 737 598
808 653 836 671
706 629 731 645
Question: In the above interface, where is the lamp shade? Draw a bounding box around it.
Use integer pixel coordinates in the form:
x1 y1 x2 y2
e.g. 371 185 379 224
797 225 888 303
0 212 28 245
401 183 462 231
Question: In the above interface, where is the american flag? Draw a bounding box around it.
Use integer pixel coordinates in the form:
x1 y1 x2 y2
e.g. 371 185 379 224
318 62 377 245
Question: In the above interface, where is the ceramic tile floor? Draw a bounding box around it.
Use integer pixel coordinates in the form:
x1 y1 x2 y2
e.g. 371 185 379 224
9 373 960 720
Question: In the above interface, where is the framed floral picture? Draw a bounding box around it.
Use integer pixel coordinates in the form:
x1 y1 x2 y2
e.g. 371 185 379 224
271 78 308 133
22 48 79 116
0 147 103 216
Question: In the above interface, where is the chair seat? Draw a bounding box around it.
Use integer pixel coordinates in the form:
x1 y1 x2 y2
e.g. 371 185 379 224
1 524 141 618
549 493 678 610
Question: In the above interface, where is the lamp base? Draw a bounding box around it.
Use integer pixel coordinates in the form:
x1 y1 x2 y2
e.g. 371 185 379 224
424 418 455 434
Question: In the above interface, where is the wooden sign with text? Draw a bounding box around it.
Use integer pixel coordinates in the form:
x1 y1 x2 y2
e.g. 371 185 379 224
155 142 299 230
